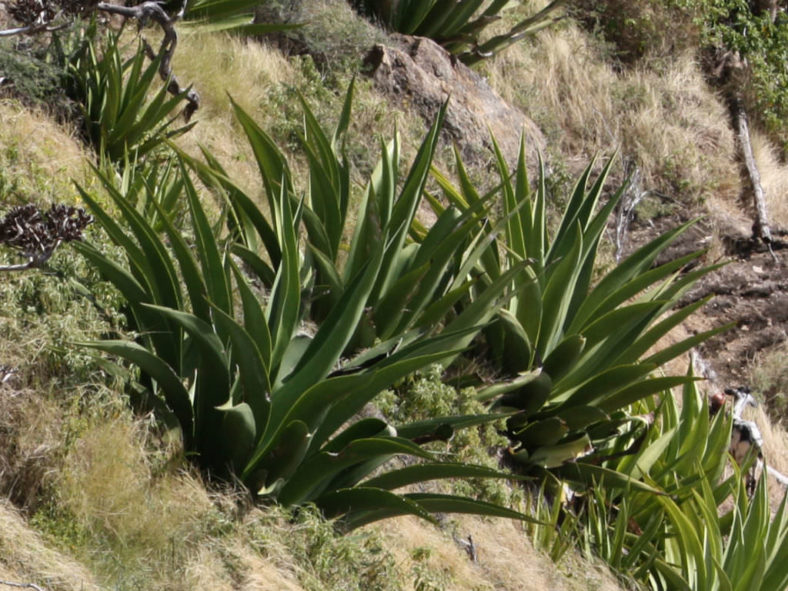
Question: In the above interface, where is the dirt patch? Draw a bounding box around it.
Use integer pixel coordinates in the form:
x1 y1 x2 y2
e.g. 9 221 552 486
686 233 788 386
625 209 788 411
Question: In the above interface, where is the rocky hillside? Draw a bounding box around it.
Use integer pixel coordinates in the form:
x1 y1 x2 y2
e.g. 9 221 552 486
1 1 787 590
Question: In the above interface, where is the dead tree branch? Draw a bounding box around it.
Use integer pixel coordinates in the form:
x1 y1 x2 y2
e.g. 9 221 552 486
732 97 777 261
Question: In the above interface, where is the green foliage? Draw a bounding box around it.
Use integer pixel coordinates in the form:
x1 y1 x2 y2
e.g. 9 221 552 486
352 0 566 64
189 80 515 358
0 41 71 111
381 365 516 506
432 139 727 472
183 0 304 35
60 24 195 163
687 0 788 152
570 377 788 591
75 86 534 530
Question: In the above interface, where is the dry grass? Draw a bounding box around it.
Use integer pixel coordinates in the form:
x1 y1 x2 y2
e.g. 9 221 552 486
0 500 101 591
376 514 624 591
54 419 218 589
0 100 94 205
751 130 788 229
483 19 740 206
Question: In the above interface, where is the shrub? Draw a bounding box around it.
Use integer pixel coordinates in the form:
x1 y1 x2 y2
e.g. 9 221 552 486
60 24 196 162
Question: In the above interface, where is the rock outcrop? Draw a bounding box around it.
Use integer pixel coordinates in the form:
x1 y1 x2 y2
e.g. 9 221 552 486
364 35 544 168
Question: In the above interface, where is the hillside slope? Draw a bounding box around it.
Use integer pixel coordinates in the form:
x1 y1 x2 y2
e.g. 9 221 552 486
1 1 787 590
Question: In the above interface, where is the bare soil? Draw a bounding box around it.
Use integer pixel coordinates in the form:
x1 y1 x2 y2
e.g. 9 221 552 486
627 210 788 412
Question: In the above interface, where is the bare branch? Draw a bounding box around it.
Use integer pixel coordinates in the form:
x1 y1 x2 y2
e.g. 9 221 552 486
732 98 778 262
0 22 67 36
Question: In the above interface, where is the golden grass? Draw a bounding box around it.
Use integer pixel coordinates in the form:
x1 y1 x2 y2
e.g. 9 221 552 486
751 130 788 229
56 420 217 587
0 500 101 591
376 514 624 591
484 22 740 205
0 100 94 204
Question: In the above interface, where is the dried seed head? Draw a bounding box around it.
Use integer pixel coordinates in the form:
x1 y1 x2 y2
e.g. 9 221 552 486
0 203 93 267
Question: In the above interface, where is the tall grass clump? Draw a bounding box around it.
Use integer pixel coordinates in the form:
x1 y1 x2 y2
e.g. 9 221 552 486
484 18 740 205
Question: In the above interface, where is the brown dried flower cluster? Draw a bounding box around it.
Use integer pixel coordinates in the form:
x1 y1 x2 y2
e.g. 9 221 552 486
0 203 93 269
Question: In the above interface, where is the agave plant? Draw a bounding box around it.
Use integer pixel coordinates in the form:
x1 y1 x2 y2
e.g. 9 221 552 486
184 81 513 358
573 377 788 591
352 0 565 64
73 98 539 529
429 139 730 471
62 25 196 162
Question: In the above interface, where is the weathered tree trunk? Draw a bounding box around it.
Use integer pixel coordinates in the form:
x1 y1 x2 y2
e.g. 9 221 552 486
732 97 773 245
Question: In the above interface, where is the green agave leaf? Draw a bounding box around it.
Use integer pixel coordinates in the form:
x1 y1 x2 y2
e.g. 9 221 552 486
404 492 543 523
141 304 230 441
556 462 664 495
143 181 211 322
230 243 276 287
549 404 609 431
277 436 434 506
72 241 148 304
569 239 701 334
362 462 528 491
253 419 311 495
599 376 698 415
541 334 585 382
230 97 292 213
513 417 568 448
81 340 193 446
267 183 302 383
296 348 459 455
558 363 657 408
476 369 542 402
272 241 384 408
209 305 270 426
520 434 592 468
537 224 584 357
396 412 511 441
183 146 281 266
90 169 183 313
658 493 708 590
345 136 398 284
317 487 436 530
311 330 478 449
220 402 256 468
181 163 232 317
323 418 395 453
